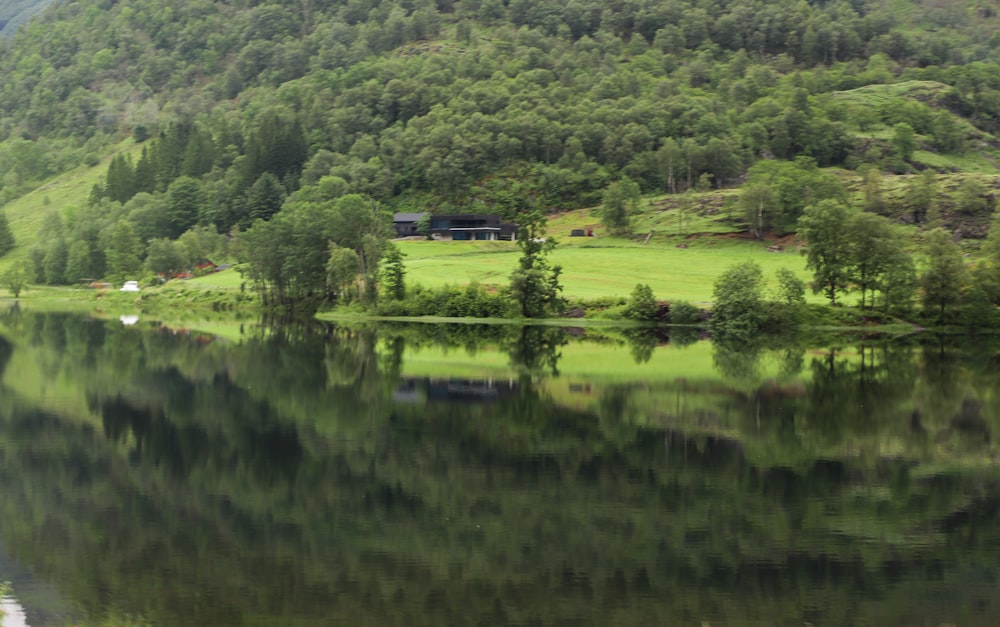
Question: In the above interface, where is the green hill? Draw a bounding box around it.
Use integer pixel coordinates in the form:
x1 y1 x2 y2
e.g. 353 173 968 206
0 0 53 37
0 0 998 302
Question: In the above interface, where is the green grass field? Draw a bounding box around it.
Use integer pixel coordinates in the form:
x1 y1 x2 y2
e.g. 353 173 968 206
185 268 245 289
398 228 817 303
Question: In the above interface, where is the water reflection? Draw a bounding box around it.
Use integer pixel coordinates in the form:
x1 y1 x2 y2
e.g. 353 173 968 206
0 312 997 625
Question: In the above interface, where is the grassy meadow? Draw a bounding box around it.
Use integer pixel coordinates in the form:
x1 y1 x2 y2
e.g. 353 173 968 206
0 138 144 274
399 213 817 304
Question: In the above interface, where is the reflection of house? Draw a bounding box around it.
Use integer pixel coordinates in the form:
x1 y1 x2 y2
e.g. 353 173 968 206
393 378 520 404
392 213 517 241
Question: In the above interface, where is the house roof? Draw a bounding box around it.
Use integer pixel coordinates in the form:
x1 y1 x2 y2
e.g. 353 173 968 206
394 212 428 222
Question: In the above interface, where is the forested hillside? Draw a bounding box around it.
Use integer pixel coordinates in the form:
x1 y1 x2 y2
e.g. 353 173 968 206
0 0 52 37
1 0 1000 303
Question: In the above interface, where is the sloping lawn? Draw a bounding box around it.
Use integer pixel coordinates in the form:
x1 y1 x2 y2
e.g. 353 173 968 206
398 237 815 303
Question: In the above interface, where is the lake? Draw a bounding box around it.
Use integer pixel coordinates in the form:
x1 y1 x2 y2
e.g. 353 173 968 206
0 309 998 626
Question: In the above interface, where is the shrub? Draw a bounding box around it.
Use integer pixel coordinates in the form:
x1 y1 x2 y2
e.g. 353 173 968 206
623 283 658 321
669 300 701 324
375 284 511 318
711 261 766 339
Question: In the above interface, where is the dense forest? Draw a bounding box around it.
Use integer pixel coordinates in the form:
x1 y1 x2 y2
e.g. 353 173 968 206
0 0 53 37
1 0 1000 310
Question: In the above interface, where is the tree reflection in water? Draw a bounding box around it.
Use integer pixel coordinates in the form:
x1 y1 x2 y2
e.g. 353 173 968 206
0 312 996 625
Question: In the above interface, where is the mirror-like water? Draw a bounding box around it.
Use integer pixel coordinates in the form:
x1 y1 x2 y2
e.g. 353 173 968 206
0 310 998 626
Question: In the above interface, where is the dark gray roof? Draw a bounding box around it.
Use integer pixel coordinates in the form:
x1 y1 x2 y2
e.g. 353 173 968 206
394 212 428 222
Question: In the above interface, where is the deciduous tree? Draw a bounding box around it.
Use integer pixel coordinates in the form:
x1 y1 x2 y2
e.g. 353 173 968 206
798 199 854 305
920 228 967 320
104 220 143 283
509 210 564 318
849 212 909 309
601 177 641 235
2 261 32 298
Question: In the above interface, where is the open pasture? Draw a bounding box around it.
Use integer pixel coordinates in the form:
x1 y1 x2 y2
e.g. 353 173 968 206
398 235 815 303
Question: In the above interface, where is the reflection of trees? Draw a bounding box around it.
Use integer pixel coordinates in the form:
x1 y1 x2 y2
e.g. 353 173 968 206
712 337 764 386
669 326 700 347
0 316 998 625
0 334 11 380
504 325 566 378
804 343 917 441
622 328 657 364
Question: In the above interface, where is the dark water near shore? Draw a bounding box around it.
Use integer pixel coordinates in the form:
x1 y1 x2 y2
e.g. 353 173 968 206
0 309 999 626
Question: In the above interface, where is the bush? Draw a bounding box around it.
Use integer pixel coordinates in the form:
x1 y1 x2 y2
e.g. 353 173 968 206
375 284 511 318
669 300 701 324
711 261 766 339
623 283 658 321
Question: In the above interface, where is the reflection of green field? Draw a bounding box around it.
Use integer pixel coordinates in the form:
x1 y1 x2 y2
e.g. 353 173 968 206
399 340 803 384
398 238 814 302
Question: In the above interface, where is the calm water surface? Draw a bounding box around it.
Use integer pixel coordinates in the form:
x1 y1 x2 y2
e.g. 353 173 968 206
0 310 999 626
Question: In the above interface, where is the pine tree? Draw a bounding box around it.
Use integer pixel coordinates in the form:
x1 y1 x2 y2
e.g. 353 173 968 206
380 243 406 300
245 172 287 223
0 211 15 256
134 145 157 194
105 154 137 203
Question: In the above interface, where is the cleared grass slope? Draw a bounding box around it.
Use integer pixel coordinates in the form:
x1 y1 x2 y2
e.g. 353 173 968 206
0 138 142 273
399 206 816 303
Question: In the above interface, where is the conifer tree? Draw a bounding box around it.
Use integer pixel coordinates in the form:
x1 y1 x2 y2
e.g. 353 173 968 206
380 243 406 300
0 211 15 256
134 145 157 194
105 154 137 203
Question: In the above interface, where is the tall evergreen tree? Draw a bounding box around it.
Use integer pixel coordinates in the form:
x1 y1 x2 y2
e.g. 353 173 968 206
105 154 137 203
380 242 406 300
181 126 216 178
134 145 157 194
245 172 287 224
0 211 15 256
165 176 203 238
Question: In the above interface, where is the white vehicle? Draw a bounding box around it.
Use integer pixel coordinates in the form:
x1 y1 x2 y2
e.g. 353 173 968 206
120 280 140 292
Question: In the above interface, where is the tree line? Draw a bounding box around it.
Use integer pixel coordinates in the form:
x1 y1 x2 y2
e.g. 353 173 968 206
707 206 1000 339
0 0 1000 221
